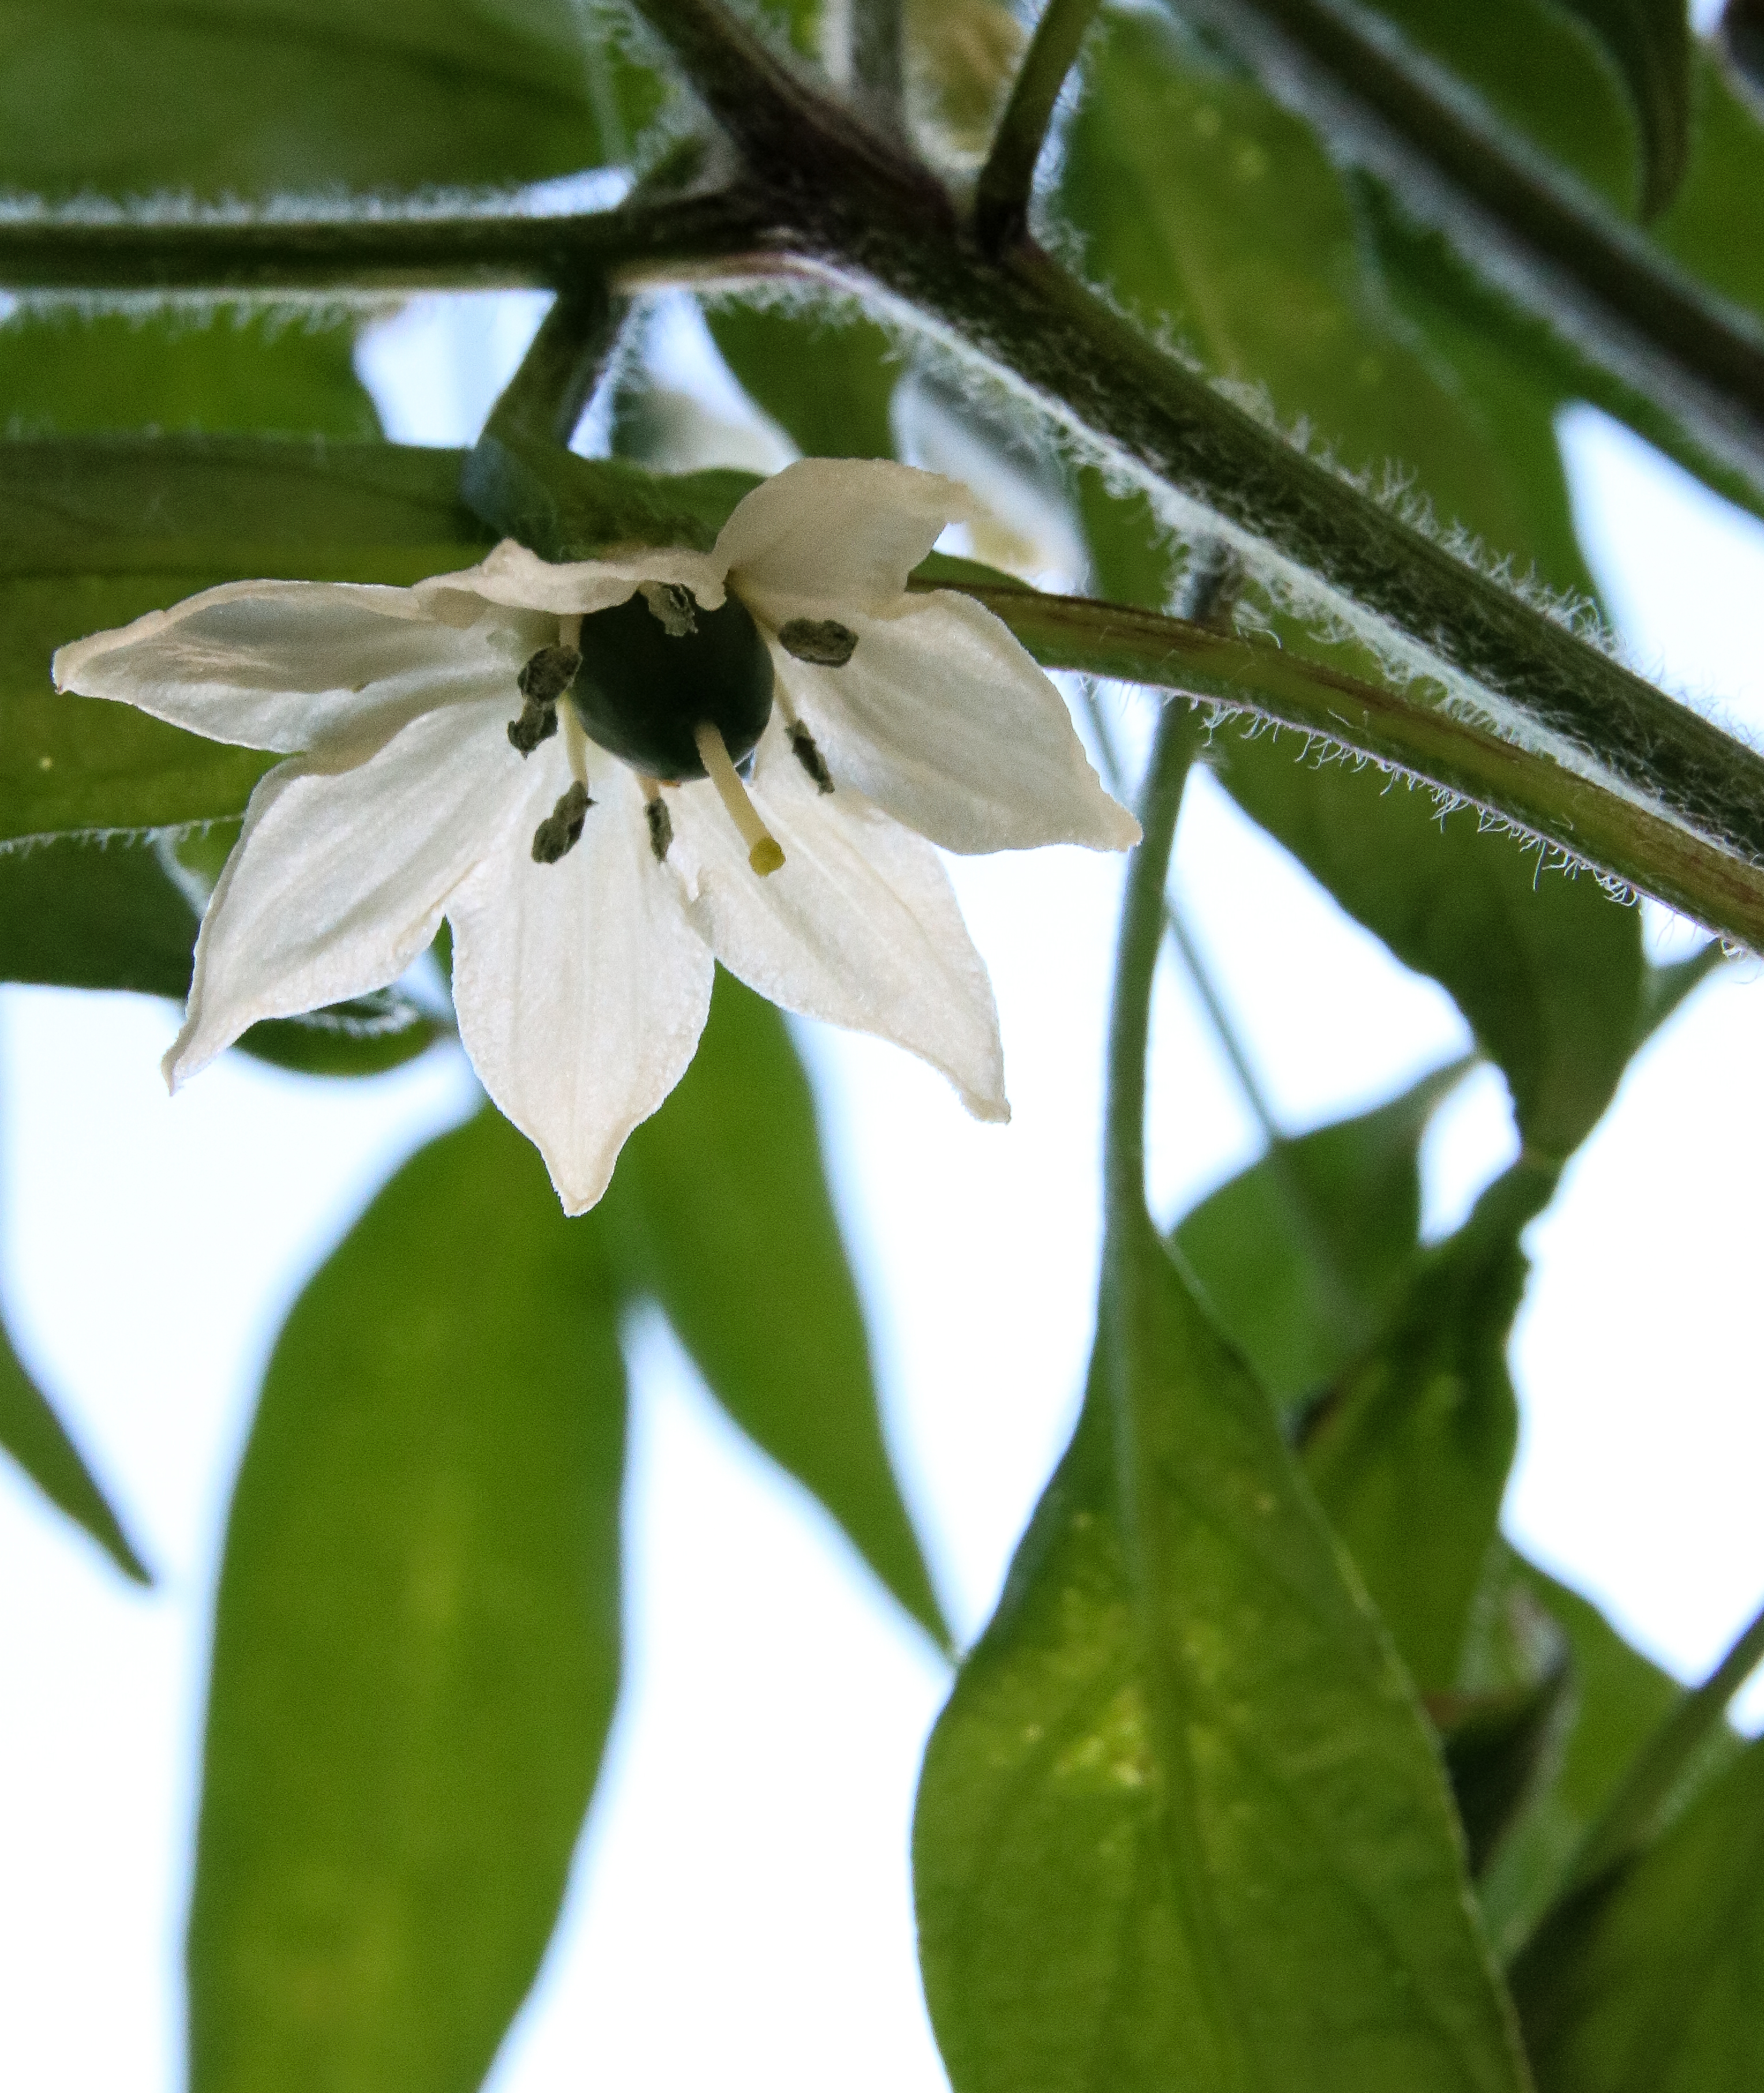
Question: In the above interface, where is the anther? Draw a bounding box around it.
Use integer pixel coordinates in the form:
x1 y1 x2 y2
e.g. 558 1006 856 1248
510 643 581 757
778 617 858 667
694 720 784 877
786 724 833 793
638 581 698 638
531 782 592 864
645 797 674 862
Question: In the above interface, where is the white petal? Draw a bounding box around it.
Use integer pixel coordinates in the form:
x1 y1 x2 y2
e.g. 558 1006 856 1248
714 459 977 615
53 578 548 755
418 538 726 617
448 759 715 1215
167 697 531 1084
770 590 1141 853
669 725 1009 1122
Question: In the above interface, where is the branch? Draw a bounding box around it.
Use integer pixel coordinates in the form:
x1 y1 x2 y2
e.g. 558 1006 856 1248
1177 0 1764 484
851 0 907 132
920 577 1764 952
973 0 1105 252
0 189 782 294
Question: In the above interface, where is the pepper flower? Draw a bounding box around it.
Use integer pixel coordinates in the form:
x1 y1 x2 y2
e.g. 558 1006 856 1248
54 459 1139 1212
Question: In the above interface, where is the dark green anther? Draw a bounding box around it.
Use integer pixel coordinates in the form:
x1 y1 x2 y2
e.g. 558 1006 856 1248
778 617 859 667
645 797 673 862
789 724 834 793
532 782 591 864
508 699 559 756
569 586 773 781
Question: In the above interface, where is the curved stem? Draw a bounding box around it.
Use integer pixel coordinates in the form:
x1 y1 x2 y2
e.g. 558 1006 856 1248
926 578 1764 952
1104 701 1203 1222
973 0 1104 252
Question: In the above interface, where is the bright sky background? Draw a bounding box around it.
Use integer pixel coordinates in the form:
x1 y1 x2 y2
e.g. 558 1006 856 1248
3 289 1764 2093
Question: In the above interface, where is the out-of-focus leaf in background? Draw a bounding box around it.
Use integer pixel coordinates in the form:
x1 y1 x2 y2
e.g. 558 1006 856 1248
605 971 949 1645
188 1106 626 2093
0 0 662 199
0 1309 149 1581
1173 1058 1469 1420
1512 1738 1764 2091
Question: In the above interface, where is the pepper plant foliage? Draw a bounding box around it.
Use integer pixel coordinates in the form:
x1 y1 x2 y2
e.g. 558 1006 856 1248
5 0 1764 2085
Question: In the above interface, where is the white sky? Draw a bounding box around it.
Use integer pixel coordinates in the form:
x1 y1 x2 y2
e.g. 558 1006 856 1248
2 302 1763 2092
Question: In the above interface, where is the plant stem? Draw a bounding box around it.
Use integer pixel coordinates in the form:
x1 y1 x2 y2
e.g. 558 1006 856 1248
1565 1590 1764 1897
973 0 1104 252
0 190 781 294
934 578 1764 952
482 283 628 451
1104 701 1203 1222
1181 0 1764 438
621 0 1764 864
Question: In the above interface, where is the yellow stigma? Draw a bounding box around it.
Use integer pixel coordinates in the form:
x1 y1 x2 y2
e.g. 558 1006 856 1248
694 720 785 878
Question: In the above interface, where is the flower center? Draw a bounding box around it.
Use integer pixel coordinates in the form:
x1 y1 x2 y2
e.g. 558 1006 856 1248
568 583 774 783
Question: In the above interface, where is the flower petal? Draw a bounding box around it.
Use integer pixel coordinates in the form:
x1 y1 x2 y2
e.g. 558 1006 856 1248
418 538 726 617
715 458 977 616
448 759 715 1215
669 725 1009 1122
167 696 530 1084
769 589 1141 853
53 578 550 756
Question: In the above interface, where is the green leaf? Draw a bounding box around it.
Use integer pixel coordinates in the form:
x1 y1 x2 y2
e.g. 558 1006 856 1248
1302 1162 1553 1694
914 1211 1530 2093
704 295 901 460
604 970 948 1644
0 307 382 441
1173 1057 1470 1420
1552 0 1692 217
1435 1665 1571 1881
1511 1737 1764 2091
0 835 200 996
0 1315 149 1582
1208 722 1645 1162
1471 1549 1740 1960
0 0 662 200
188 1105 624 2093
1058 9 1601 591
0 437 493 847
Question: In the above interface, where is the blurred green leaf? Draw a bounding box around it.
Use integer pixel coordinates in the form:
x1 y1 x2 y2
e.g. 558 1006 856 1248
1511 1736 1764 2091
915 1212 1530 2093
237 997 450 1079
1174 1057 1469 1418
1435 1664 1571 1880
1473 1548 1740 1959
0 1314 149 1581
1303 1162 1553 1694
0 307 382 440
605 970 947 1644
1059 9 1600 592
189 1105 624 2093
0 835 199 995
0 0 661 200
1208 724 1645 1162
705 296 901 460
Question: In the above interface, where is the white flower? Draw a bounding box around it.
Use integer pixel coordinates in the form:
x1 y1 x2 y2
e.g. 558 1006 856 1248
54 458 1139 1213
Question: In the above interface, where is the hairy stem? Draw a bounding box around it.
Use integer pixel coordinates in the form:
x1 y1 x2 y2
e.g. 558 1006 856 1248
973 0 1104 252
1181 0 1764 441
0 190 782 294
928 578 1764 952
